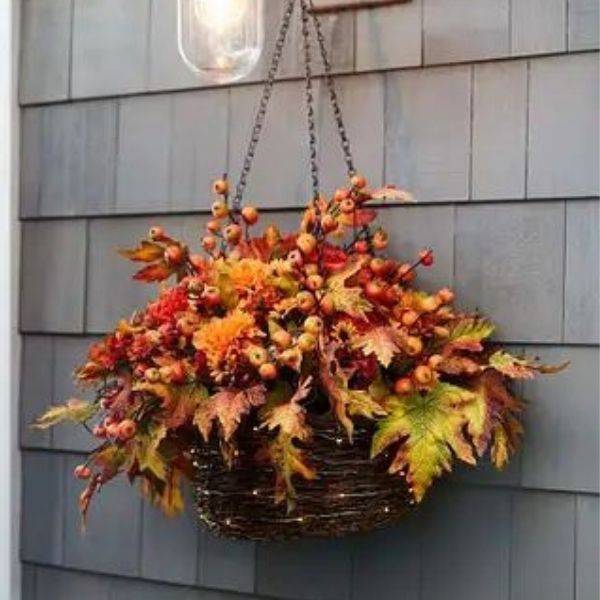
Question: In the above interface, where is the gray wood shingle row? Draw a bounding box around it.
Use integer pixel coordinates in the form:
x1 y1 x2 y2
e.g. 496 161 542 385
21 455 599 600
20 0 599 104
20 53 600 219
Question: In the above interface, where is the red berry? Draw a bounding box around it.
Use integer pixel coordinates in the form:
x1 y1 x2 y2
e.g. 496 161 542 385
74 464 92 480
419 249 434 267
118 419 137 441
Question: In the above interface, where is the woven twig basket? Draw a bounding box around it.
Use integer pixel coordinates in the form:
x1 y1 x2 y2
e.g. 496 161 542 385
192 414 411 541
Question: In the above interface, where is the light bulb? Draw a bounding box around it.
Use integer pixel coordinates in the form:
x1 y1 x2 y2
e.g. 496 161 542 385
193 0 248 33
178 0 264 84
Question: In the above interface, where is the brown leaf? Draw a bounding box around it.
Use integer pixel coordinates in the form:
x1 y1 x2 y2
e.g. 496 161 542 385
119 240 165 262
133 261 173 282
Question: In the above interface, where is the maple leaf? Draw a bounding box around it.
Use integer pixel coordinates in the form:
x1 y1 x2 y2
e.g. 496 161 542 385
142 467 185 517
193 385 266 442
325 259 372 320
133 261 173 283
371 383 478 502
369 186 414 203
260 378 316 512
318 344 386 441
118 241 165 262
437 355 481 376
469 369 525 469
353 326 401 368
135 423 168 481
488 350 569 380
446 318 495 353
32 398 97 429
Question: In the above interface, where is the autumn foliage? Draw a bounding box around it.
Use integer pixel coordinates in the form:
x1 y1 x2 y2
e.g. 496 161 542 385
34 176 565 521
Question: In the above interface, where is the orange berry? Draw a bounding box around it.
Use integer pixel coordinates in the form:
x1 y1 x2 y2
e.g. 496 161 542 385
164 245 185 265
333 188 350 202
246 345 268 367
272 329 292 349
354 240 369 254
350 174 367 189
212 178 229 195
303 316 323 335
297 291 316 313
393 378 413 395
297 233 317 255
298 332 317 352
259 363 278 380
397 263 415 284
224 224 242 244
148 226 166 241
242 206 259 225
419 295 440 313
370 257 387 276
372 229 389 250
321 214 337 233
428 354 444 369
118 419 137 441
405 336 423 356
320 294 335 315
401 310 419 327
306 274 324 291
202 286 221 307
206 219 221 234
365 281 384 302
433 326 450 339
265 225 281 247
419 249 434 267
413 365 434 385
212 200 229 218
74 464 92 480
340 198 355 214
437 287 455 304
202 236 217 251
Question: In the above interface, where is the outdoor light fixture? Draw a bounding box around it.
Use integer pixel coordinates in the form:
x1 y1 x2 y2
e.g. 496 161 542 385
178 0 264 83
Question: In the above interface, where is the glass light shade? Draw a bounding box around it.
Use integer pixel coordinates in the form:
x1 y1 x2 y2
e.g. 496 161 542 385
178 0 264 84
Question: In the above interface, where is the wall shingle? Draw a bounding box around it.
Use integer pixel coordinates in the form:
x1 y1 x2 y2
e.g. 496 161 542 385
564 200 600 344
455 202 564 342
568 0 600 51
472 61 527 199
510 0 566 56
21 220 87 333
528 53 600 197
385 66 471 202
576 495 600 600
71 0 150 98
510 491 576 600
20 0 72 104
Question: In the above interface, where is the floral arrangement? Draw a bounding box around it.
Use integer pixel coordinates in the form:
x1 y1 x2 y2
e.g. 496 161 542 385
35 175 564 523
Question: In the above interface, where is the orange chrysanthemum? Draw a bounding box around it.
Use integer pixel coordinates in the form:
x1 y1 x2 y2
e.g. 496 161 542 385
192 310 257 369
219 258 270 291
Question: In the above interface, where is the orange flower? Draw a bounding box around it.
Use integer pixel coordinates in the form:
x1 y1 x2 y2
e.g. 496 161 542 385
192 310 257 369
219 258 270 291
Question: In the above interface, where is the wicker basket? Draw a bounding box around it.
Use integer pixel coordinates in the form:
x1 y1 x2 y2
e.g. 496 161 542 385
191 414 411 541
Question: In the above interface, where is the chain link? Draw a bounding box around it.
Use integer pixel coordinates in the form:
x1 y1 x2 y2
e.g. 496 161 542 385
308 0 356 178
300 0 319 200
233 0 357 209
233 0 297 211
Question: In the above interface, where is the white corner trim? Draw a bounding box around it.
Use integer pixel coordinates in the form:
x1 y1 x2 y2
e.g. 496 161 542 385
0 0 20 598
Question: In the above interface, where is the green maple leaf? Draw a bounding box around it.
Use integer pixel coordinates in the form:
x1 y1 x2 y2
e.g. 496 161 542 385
371 383 478 502
32 398 97 429
447 318 495 352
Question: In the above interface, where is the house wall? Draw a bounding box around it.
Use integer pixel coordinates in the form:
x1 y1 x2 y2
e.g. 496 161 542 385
19 1 599 599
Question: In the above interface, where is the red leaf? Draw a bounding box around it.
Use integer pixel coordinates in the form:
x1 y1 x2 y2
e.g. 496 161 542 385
133 262 173 282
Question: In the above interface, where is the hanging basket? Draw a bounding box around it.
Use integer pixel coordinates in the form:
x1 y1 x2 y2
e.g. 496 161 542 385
192 412 411 541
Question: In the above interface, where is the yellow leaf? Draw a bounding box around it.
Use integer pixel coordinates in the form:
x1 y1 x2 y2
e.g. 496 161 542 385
353 326 401 368
136 424 168 481
371 383 478 502
447 318 495 352
118 240 165 262
488 350 569 379
32 398 97 429
325 258 372 320
193 385 266 442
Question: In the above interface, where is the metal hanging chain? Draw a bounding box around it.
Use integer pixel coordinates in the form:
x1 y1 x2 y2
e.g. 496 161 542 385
307 0 356 178
300 0 319 200
233 0 297 211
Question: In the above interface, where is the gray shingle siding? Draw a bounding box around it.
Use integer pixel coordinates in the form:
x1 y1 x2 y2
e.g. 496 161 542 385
18 1 599 598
